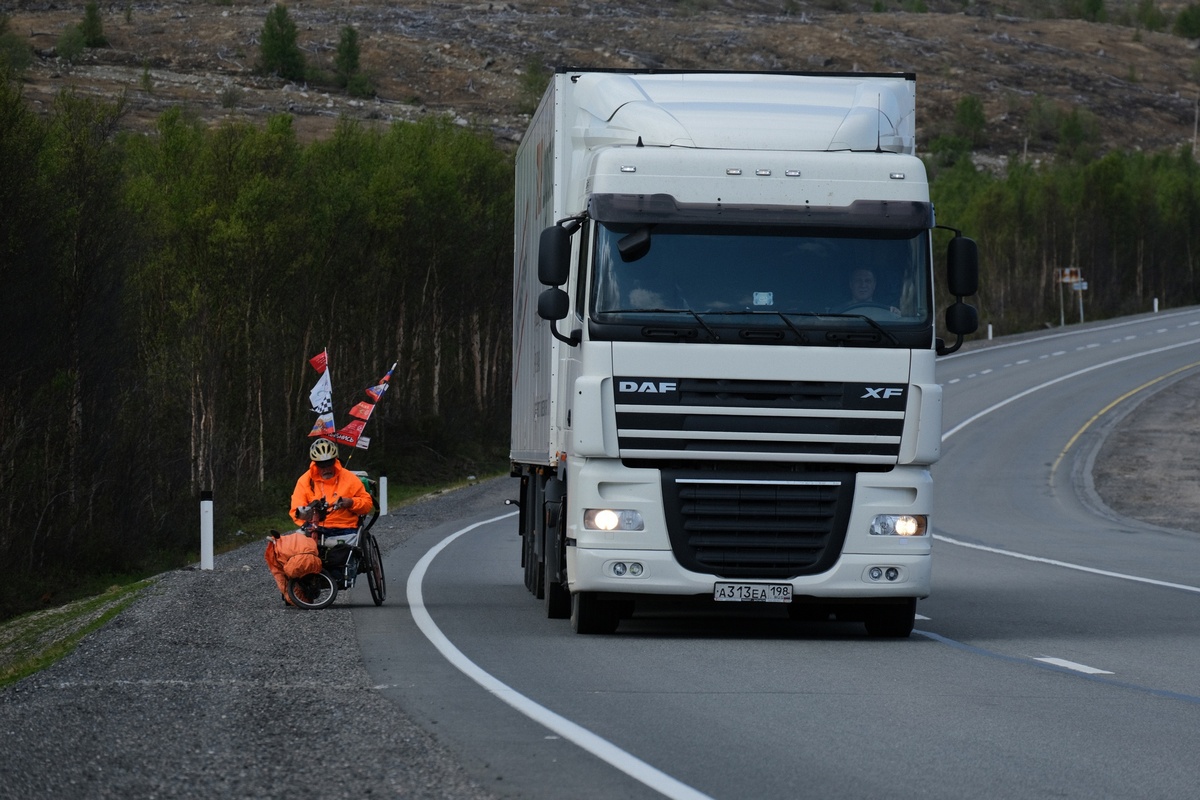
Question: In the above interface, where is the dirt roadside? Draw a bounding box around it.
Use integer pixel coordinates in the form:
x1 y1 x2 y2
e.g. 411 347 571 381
1091 370 1200 534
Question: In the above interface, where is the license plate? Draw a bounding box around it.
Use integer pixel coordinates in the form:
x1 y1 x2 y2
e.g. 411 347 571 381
713 582 792 603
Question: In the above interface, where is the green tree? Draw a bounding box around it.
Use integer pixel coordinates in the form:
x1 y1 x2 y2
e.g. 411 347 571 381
1063 0 1106 20
1175 4 1200 38
1057 106 1100 162
1134 0 1167 31
518 57 550 115
0 16 33 72
334 26 360 87
80 2 108 48
259 4 305 81
334 26 375 97
925 135 972 174
953 95 986 147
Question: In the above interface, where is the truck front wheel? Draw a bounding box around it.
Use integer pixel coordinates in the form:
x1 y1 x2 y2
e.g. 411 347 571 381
570 592 619 634
863 598 917 638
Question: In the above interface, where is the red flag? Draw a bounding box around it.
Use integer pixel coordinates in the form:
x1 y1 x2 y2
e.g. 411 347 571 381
349 401 375 421
309 350 328 374
365 363 395 401
330 419 366 447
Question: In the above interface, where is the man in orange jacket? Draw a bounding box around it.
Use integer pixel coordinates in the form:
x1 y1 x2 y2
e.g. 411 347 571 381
290 438 374 532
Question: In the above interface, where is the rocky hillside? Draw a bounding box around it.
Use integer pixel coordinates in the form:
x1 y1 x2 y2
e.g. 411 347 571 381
4 1 1200 158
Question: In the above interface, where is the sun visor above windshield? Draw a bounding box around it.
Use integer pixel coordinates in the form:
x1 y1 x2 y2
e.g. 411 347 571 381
588 194 933 230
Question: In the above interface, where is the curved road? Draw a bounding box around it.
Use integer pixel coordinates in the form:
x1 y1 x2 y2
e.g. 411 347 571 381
364 309 1200 799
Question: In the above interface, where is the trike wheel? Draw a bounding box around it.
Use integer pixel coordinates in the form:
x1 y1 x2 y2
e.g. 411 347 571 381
287 571 338 610
365 533 386 606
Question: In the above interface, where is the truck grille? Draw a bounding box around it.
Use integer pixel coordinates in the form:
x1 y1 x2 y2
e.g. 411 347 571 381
615 378 905 464
661 470 854 579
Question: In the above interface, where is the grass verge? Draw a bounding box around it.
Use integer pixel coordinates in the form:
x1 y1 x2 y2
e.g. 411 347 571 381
0 580 153 690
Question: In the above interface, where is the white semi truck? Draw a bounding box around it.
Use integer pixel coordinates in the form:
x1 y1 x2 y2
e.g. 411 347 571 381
510 69 978 636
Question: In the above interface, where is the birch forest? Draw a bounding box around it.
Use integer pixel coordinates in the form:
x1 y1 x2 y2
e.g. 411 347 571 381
5 72 1200 619
1 80 512 618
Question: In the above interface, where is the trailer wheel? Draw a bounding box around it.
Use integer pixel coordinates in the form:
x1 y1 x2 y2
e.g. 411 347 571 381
545 574 571 619
570 592 619 634
863 598 916 638
522 528 541 596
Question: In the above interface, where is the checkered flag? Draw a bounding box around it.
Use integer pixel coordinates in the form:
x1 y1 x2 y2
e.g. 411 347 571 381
309 369 333 414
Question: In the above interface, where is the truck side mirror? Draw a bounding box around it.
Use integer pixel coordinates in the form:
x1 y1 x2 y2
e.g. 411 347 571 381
946 236 979 297
936 235 980 356
945 302 978 336
538 287 569 321
539 225 572 287
538 287 580 346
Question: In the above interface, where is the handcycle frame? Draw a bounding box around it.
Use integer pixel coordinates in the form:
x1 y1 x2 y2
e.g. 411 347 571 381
286 491 386 610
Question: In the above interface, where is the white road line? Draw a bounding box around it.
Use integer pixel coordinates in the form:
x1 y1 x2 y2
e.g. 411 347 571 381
938 309 1200 360
1033 657 1113 675
407 512 714 800
933 533 1200 594
942 336 1200 442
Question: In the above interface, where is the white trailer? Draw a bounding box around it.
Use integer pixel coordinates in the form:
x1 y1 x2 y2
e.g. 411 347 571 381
511 70 977 635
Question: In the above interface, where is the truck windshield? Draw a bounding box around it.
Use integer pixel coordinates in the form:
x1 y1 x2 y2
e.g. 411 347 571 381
590 222 932 346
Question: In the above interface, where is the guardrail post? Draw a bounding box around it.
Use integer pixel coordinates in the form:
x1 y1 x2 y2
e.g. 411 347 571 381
200 490 214 570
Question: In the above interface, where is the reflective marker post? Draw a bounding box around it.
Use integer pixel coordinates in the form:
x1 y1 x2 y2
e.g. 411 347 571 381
379 476 388 516
200 490 214 571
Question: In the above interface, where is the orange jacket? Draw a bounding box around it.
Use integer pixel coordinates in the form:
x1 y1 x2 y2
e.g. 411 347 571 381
264 531 322 600
289 460 373 528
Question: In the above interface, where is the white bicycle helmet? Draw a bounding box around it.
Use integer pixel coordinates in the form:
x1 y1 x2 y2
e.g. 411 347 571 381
309 438 339 463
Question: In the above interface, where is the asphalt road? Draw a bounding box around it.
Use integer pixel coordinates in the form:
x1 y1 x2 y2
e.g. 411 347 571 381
4 309 1200 799
379 308 1200 799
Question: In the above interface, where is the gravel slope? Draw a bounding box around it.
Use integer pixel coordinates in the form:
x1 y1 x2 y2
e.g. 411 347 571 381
0 478 515 800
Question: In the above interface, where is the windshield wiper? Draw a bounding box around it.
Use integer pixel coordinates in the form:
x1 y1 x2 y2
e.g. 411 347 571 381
818 313 900 345
773 312 813 342
607 308 721 341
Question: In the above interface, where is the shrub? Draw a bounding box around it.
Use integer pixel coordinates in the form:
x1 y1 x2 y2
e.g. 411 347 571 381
57 25 85 63
346 73 376 99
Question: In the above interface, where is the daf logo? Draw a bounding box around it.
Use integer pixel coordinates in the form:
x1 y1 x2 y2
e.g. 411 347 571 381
862 387 904 400
619 380 678 394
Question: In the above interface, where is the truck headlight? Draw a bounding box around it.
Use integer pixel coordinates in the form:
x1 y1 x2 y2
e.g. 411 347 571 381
584 509 645 531
869 514 927 536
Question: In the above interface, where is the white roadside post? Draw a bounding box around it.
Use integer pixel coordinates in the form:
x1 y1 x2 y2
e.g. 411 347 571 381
200 490 214 570
379 476 388 516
